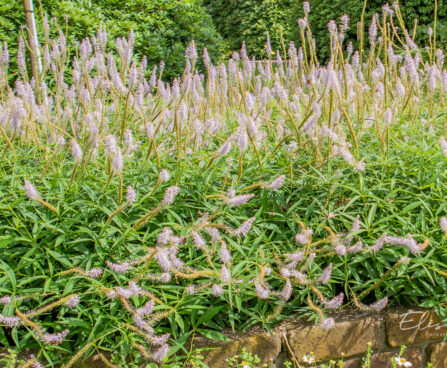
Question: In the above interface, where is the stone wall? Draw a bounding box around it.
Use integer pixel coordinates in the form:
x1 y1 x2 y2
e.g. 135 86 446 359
194 307 447 367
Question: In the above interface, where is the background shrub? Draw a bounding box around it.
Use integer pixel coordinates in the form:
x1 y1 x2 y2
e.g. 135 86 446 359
0 0 225 80
202 0 295 59
290 0 447 62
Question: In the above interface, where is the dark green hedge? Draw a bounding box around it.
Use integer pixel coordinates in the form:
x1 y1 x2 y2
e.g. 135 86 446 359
0 0 225 80
290 0 447 62
202 0 295 59
203 0 447 62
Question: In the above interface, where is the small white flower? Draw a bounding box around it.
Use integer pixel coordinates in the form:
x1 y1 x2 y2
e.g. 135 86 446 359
394 356 412 367
303 354 315 364
242 365 250 368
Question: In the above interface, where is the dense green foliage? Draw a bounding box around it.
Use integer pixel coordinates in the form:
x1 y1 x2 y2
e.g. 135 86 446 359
202 0 295 59
4 2 447 367
290 0 447 62
0 0 225 80
203 0 447 61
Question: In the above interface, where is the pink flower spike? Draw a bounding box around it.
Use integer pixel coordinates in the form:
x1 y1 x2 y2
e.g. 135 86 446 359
64 295 80 309
42 329 69 345
24 180 40 201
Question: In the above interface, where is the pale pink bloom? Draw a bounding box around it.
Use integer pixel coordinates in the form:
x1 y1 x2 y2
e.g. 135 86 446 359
346 215 360 244
87 268 103 278
211 284 223 297
28 355 44 368
290 270 308 283
204 227 221 241
128 281 142 295
112 146 123 173
152 344 170 363
303 1 310 15
295 228 313 245
325 292 344 309
158 169 170 182
371 233 386 252
156 271 169 284
0 314 21 328
284 251 304 262
220 241 232 264
226 193 255 207
155 248 172 271
218 140 232 156
0 296 11 304
440 217 447 233
318 263 333 284
106 261 131 274
191 231 206 248
157 227 173 246
70 139 82 162
106 290 116 299
116 287 133 299
136 300 154 317
254 280 270 299
234 217 256 236
220 265 231 283
348 241 363 254
335 244 347 256
24 180 40 200
370 297 388 312
64 295 80 308
320 317 335 330
133 314 154 334
126 186 137 205
267 175 285 190
42 329 69 345
281 279 293 301
162 186 180 205
440 136 447 157
151 333 169 347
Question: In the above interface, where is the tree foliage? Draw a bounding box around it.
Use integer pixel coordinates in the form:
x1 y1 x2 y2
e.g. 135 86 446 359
202 0 295 59
0 0 225 80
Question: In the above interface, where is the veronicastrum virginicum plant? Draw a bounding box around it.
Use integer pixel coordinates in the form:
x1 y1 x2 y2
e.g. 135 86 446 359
2 1 447 367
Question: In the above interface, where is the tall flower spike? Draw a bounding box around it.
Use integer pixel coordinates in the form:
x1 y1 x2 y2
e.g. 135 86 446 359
70 139 82 163
42 329 69 345
126 186 137 205
267 175 285 190
234 217 256 236
440 136 447 158
254 280 270 299
158 169 170 182
281 279 293 301
24 180 40 201
64 295 80 308
162 186 180 206
226 193 255 207
325 293 344 309
440 217 447 235
318 263 333 285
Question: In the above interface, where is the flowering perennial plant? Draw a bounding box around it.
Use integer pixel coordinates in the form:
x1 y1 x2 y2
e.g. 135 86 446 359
1 3 447 367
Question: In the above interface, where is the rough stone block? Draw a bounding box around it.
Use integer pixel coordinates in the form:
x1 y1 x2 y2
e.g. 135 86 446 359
194 327 282 368
427 342 447 368
386 308 446 346
284 316 383 363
